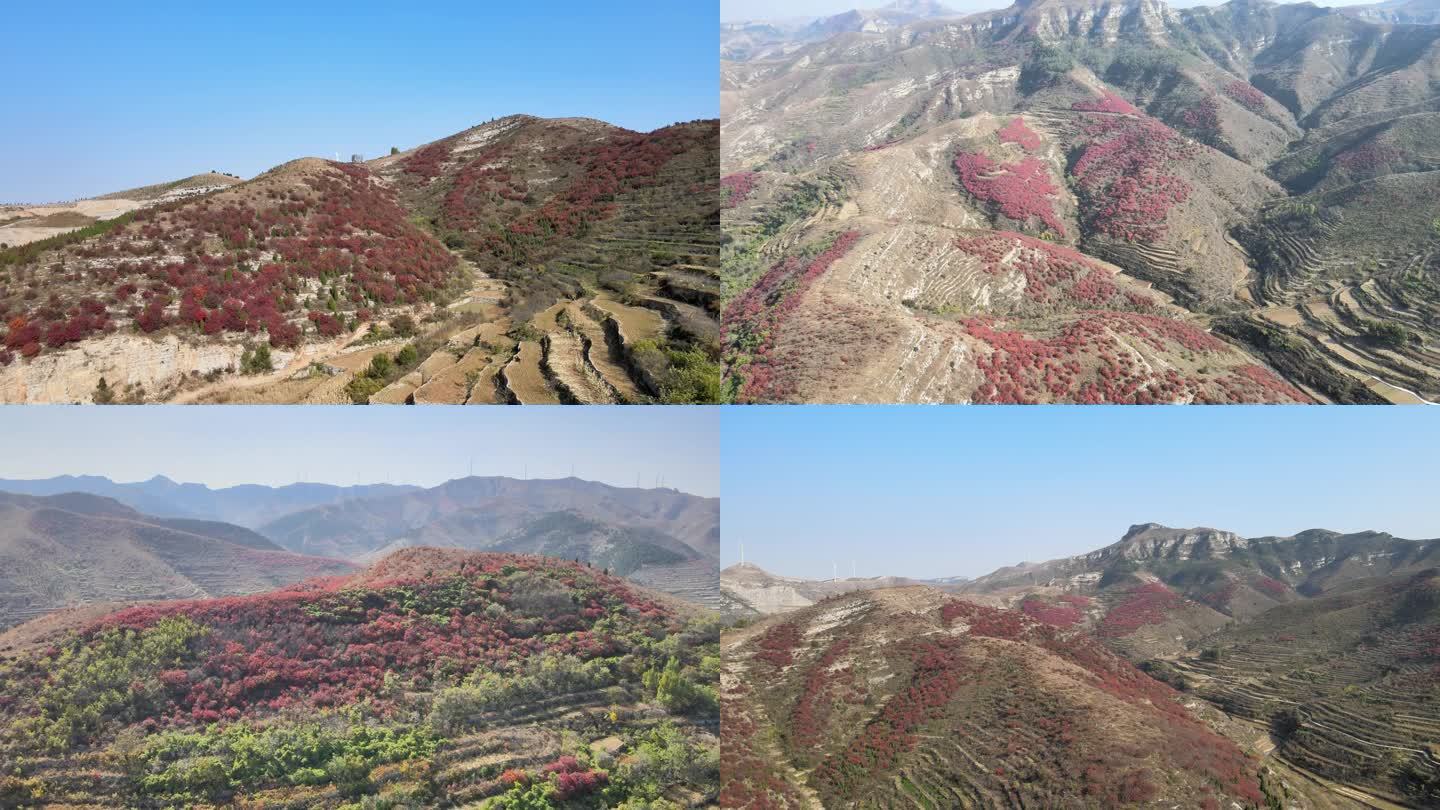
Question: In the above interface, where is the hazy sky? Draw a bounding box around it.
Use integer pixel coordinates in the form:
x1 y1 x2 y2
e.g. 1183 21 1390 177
0 1 717 203
722 407 1440 580
0 407 718 496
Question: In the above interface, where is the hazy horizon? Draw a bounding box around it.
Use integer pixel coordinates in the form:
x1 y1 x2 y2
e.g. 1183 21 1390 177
722 407 1440 581
0 407 719 497
1 1 716 203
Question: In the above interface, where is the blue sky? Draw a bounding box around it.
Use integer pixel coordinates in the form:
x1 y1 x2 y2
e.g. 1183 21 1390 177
722 407 1440 580
0 1 717 203
0 406 718 496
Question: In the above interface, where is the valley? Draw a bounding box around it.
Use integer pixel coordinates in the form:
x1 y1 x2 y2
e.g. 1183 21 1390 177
720 0 1440 403
0 116 721 404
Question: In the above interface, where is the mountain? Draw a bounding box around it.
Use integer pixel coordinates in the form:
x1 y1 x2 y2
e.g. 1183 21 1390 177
1342 0 1440 26
720 561 936 615
0 549 719 807
722 585 1270 807
720 1 960 61
0 491 355 630
258 476 722 609
960 522 1440 658
0 474 421 528
0 115 721 405
720 0 1440 403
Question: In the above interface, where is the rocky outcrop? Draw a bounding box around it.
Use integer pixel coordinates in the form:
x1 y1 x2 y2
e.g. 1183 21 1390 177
0 334 251 404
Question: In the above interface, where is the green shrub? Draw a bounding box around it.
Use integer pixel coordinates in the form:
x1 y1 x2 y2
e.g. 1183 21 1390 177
240 343 273 374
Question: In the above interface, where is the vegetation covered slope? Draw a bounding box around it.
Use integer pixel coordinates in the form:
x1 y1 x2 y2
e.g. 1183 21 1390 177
0 549 719 809
960 523 1440 660
720 0 1440 403
365 115 722 404
722 586 1272 808
1173 569 1440 806
0 115 722 404
0 491 355 631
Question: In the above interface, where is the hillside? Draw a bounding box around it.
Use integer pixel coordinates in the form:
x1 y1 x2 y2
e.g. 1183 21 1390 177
1173 569 1440 806
258 476 721 609
0 491 355 631
0 174 244 251
361 115 721 406
0 115 721 404
722 586 1272 807
960 523 1440 659
720 0 1440 403
0 549 719 807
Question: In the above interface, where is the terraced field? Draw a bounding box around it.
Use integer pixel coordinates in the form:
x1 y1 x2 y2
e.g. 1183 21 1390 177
1172 571 1440 806
723 587 1274 809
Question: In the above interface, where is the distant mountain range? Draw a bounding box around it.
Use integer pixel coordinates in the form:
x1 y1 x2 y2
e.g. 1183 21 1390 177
0 474 420 527
720 560 966 615
0 491 355 631
0 474 722 610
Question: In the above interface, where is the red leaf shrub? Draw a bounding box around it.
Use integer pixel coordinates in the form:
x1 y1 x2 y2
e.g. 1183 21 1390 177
1335 142 1401 173
1020 595 1085 627
754 622 802 668
722 230 862 402
1071 114 1195 242
1099 582 1184 637
401 142 453 179
1181 95 1221 136
997 117 1041 152
1072 91 1140 116
43 554 673 725
1254 576 1288 598
721 172 760 208
1223 81 1266 113
954 152 1065 235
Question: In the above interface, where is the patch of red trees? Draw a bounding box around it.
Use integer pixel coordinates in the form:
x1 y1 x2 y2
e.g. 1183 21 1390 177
1254 576 1289 598
1071 114 1196 242
401 142 454 179
1071 91 1141 116
722 172 761 208
31 554 674 726
754 622 802 668
723 230 862 402
997 117 1042 152
1223 81 1267 113
1098 582 1184 637
954 152 1065 235
1 161 459 361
